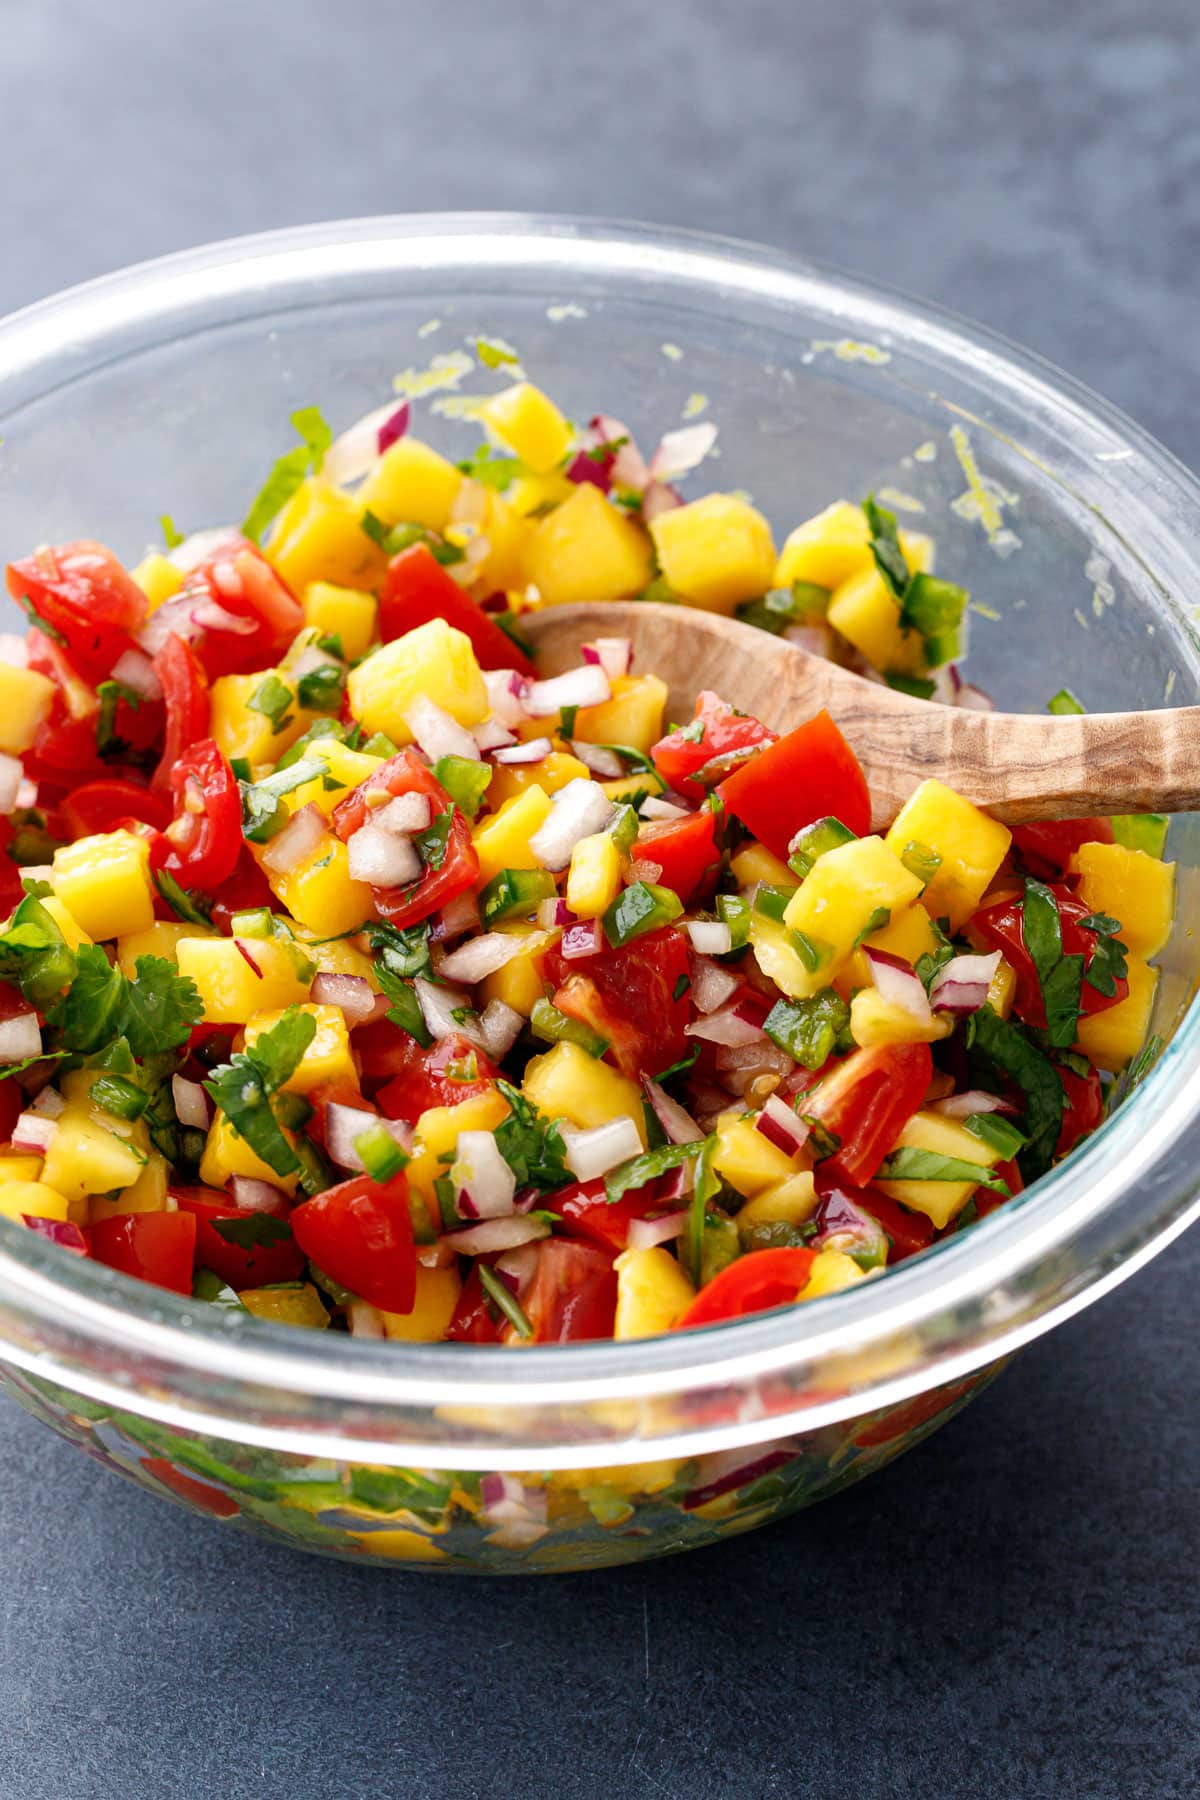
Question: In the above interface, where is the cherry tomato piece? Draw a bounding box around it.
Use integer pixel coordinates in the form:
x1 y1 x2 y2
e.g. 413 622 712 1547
718 709 871 862
60 778 171 840
171 1185 307 1289
289 1171 416 1313
971 884 1128 1027
6 541 145 684
674 1247 819 1330
804 1042 933 1187
150 738 242 891
544 925 690 1079
152 634 210 792
90 1211 197 1295
651 691 776 799
374 1032 501 1120
517 1239 618 1343
379 543 534 673
331 749 479 929
630 808 718 904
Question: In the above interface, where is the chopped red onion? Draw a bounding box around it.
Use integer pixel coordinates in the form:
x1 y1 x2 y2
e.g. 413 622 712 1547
536 897 574 929
0 753 24 817
111 647 163 702
441 1214 552 1255
233 939 263 978
310 972 379 1024
480 1472 548 1520
436 931 544 984
492 737 553 765
689 956 743 1016
627 1210 689 1251
641 480 683 522
373 791 433 836
231 1177 291 1214
929 951 1001 1015
323 401 409 486
590 415 649 494
565 448 612 491
479 998 523 1061
20 1216 88 1254
166 525 242 572
754 1092 810 1158
560 919 604 959
189 595 259 636
378 400 410 453
414 976 473 1043
0 1012 40 1066
348 1300 386 1337
135 595 203 654
13 1113 57 1155
347 820 421 886
403 694 481 764
685 920 732 956
957 682 995 712
451 1130 517 1219
683 1447 796 1506
569 740 625 779
473 716 518 752
0 634 28 668
494 1242 539 1295
171 1074 211 1130
865 948 933 1024
525 665 611 718
528 779 614 871
783 623 835 660
484 668 530 726
433 889 481 942
931 1089 1017 1119
261 802 326 876
648 422 719 482
581 637 633 681
640 796 690 823
561 1118 644 1181
642 1078 703 1145
685 1004 769 1048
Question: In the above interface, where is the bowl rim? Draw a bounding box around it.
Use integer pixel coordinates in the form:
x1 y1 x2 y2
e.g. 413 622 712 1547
1 210 1198 1469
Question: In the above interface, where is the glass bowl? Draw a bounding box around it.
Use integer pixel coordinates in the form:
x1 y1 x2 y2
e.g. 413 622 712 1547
0 215 1198 1573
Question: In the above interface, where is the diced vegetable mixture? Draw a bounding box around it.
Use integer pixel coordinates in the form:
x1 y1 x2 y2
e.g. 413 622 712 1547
0 379 1174 1343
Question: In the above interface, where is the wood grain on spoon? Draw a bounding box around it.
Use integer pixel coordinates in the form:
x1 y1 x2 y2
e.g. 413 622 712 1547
523 602 1194 833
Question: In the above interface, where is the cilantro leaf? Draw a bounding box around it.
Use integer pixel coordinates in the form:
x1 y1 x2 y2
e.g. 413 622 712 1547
48 944 126 1052
604 1140 702 1205
153 869 213 927
241 406 333 543
454 445 523 491
372 965 431 1046
863 495 910 597
413 808 454 872
685 1136 722 1284
203 1007 318 1178
493 1080 569 1191
211 1214 295 1250
877 1148 1010 1195
124 956 205 1057
1077 912 1129 1000
1021 878 1085 1049
247 673 295 733
366 920 434 981
967 1005 1064 1180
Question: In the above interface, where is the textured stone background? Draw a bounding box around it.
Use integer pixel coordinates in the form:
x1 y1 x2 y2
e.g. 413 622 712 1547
2 2 1200 1795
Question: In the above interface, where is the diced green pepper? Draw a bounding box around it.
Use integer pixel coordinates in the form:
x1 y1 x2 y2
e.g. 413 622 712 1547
479 867 557 925
434 755 492 820
353 1122 409 1182
530 996 609 1058
1112 814 1169 859
601 880 683 947
787 816 857 879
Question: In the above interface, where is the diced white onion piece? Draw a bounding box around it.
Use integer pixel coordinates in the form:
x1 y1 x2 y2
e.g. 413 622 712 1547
373 791 432 836
474 716 517 752
686 920 733 956
166 526 241 572
0 634 28 668
324 1101 412 1173
310 972 379 1024
348 1299 387 1337
640 796 690 822
525 665 611 718
685 1005 768 1048
569 740 625 779
492 737 553 765
171 1075 211 1130
648 422 719 482
451 1130 517 1220
931 1089 1017 1119
347 820 422 887
783 624 835 660
111 647 163 702
627 1210 689 1251
436 932 544 985
479 999 524 1061
441 1214 552 1256
414 976 472 1042
528 779 614 871
0 1012 41 1065
957 683 996 713
561 1118 644 1181
13 1113 57 1154
15 780 37 812
581 637 633 681
929 951 1002 1015
865 948 933 1024
754 1092 810 1158
261 802 327 876
484 668 530 727
403 694 481 764
231 1177 290 1214
689 956 743 1015
0 753 24 817
30 1086 65 1118
433 889 480 942
641 480 683 522
642 1077 703 1145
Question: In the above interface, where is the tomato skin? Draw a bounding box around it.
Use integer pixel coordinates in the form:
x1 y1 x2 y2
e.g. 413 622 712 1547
853 1376 979 1448
207 850 277 933
446 1264 502 1343
718 709 870 862
971 884 1128 1026
170 1185 306 1289
6 541 145 684
652 691 776 798
674 1246 818 1330
90 1211 197 1295
60 778 171 839
152 634 210 792
0 1069 23 1144
379 543 534 674
554 1177 664 1252
289 1172 416 1312
149 738 242 891
544 925 690 1079
374 1032 500 1119
631 808 718 904
175 541 304 678
1055 1061 1104 1158
1011 817 1114 880
518 1239 618 1342
805 1042 933 1187
813 1169 935 1262
331 749 479 929
141 1456 241 1518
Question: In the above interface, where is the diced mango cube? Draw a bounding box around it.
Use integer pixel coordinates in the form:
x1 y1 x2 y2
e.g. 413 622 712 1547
381 1266 463 1341
472 785 554 883
523 484 654 606
1070 841 1176 960
279 740 384 819
40 896 92 953
775 501 873 592
566 833 622 919
522 1041 646 1144
487 750 590 808
209 671 313 768
827 567 925 676
116 919 210 978
864 903 941 966
52 830 155 941
573 674 668 755
90 1153 169 1222
730 842 796 889
130 552 185 610
244 1003 357 1094
239 1283 329 1328
989 956 1017 1019
874 1108 999 1228
405 1089 513 1217
0 1155 44 1184
783 836 923 971
649 493 777 612
478 925 553 1017
302 581 378 661
884 780 1011 932
347 619 487 744
735 1171 818 1233
0 1181 70 1224
357 437 463 532
850 987 954 1048
508 469 576 516
268 476 387 593
0 664 55 756
268 835 375 938
176 935 311 1025
749 912 826 1001
613 1246 695 1338
41 1105 147 1207
800 1246 869 1299
479 382 572 474
1076 957 1159 1072
711 1112 805 1198
199 1109 299 1197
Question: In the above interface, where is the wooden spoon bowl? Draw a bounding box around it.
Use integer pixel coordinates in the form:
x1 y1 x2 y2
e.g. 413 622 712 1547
522 602 1198 832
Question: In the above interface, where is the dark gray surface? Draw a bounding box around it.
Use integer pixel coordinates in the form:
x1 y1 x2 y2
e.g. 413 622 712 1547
3 2 1200 1795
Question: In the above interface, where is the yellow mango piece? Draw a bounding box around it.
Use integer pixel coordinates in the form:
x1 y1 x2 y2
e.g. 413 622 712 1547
989 957 1017 1020
730 842 796 889
199 1109 299 1196
279 740 383 820
130 552 185 609
874 1108 999 1229
209 672 313 768
459 487 529 593
1070 841 1176 960
268 476 386 593
884 780 1012 932
244 1003 357 1094
508 469 576 516
41 1106 147 1207
406 1090 513 1215
479 382 572 474
348 1527 446 1562
649 493 777 612
522 1041 646 1144
601 768 666 806
735 1170 818 1232
472 785 554 883
357 437 463 531
749 912 826 1001
90 1153 169 1222
296 927 381 992
302 581 378 662
523 483 654 606
115 919 209 978
268 835 375 938
566 833 622 918
827 566 926 676
52 830 155 941
800 1247 869 1300
850 987 954 1049
613 1246 695 1339
176 935 311 1025
478 925 553 1018
864 903 941 965
381 1266 463 1342
0 1181 70 1224
573 673 668 756
39 895 92 953
487 750 590 808
783 836 923 972
347 618 487 744
239 1283 329 1328
0 1155 44 1183
1076 957 1158 1073
712 1112 805 1198
0 664 55 755
775 501 873 592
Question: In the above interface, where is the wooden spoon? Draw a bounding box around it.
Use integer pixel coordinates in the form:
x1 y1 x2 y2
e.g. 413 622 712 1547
522 601 1197 833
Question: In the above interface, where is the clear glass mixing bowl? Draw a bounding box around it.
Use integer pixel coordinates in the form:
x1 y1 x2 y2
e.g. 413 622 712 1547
0 216 1197 1572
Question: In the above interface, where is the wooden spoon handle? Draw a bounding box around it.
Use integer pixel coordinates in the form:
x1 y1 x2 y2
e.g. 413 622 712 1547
522 603 1197 830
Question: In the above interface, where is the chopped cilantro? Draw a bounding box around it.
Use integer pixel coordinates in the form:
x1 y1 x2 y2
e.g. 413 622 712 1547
95 680 142 759
159 514 184 550
863 494 910 597
967 1004 1064 1180
211 1214 295 1251
478 1263 533 1339
877 1147 1010 1195
493 1081 569 1191
414 808 454 872
1022 878 1084 1049
241 405 333 543
605 1140 703 1206
454 445 524 491
475 336 521 370
203 1008 318 1178
247 673 295 734
296 663 344 713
